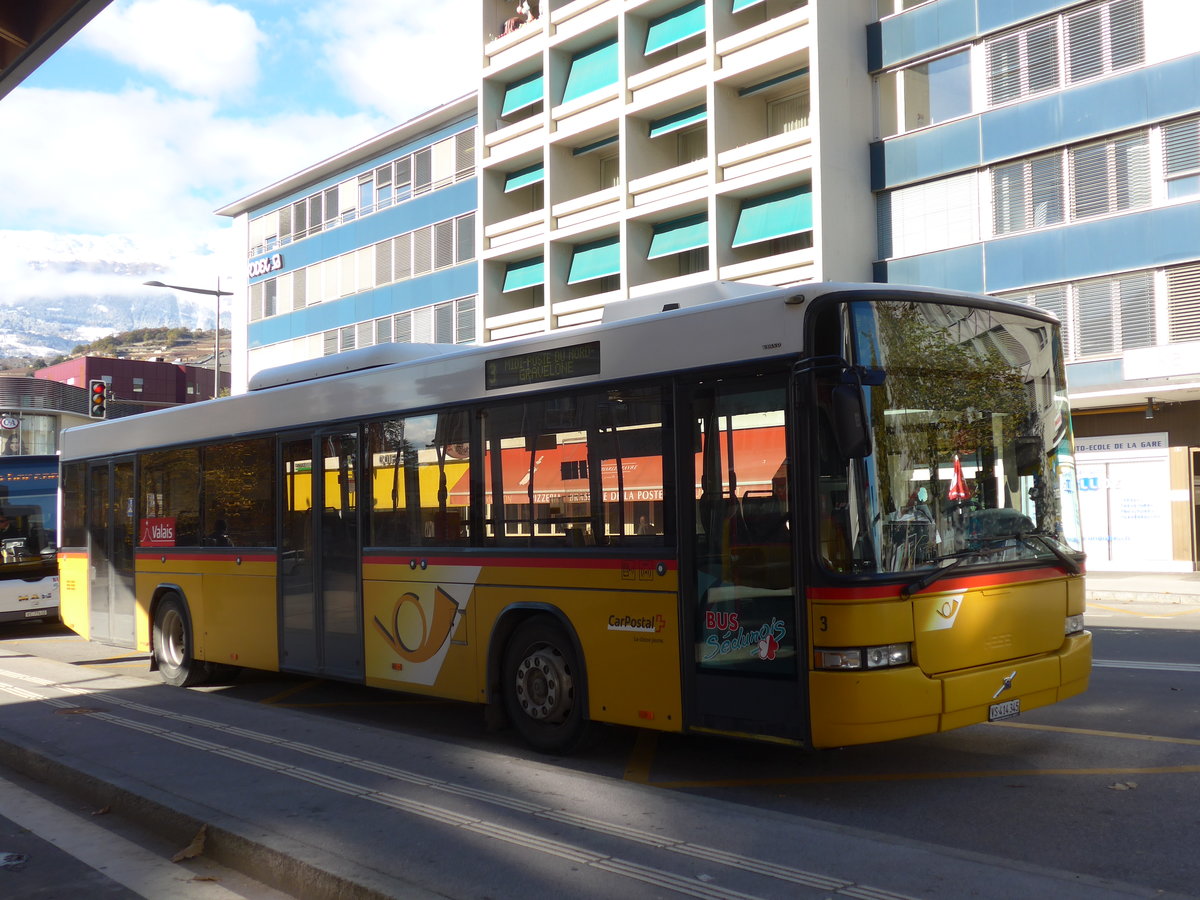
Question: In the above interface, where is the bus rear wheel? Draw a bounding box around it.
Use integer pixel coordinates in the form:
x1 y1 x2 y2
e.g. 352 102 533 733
153 594 208 687
502 617 589 754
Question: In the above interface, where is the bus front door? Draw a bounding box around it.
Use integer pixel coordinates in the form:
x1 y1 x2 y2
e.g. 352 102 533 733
682 377 808 743
86 459 136 648
278 431 363 681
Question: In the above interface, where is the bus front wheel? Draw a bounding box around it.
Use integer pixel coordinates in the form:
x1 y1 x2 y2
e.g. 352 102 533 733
153 595 208 687
502 617 589 754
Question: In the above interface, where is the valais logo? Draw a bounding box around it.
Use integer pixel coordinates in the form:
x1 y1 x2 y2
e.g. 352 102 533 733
139 517 176 547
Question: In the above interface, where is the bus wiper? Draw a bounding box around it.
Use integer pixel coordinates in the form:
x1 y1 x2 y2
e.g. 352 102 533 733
972 530 1083 575
1017 532 1082 575
900 555 966 599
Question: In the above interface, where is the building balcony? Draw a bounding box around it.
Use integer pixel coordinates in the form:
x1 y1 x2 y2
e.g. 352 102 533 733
627 46 709 110
551 0 619 43
485 304 550 341
484 115 547 164
551 84 622 140
551 288 621 328
719 245 815 285
551 185 622 230
718 128 812 184
629 159 708 208
716 7 810 78
484 209 547 251
484 14 545 73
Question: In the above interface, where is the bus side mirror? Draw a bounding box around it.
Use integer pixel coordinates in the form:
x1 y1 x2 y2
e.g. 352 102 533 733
831 383 871 460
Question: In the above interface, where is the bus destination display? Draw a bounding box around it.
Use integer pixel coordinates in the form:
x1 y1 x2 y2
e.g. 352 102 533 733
485 342 601 389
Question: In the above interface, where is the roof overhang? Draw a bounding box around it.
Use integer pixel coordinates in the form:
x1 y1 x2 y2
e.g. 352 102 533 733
0 0 113 102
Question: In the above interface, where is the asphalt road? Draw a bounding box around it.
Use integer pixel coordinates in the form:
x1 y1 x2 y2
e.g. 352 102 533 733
1 599 1196 898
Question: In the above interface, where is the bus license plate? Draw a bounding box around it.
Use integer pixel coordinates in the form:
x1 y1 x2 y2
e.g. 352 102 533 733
989 698 1021 721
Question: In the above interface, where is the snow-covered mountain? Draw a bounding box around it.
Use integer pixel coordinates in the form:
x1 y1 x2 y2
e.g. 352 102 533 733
0 232 229 359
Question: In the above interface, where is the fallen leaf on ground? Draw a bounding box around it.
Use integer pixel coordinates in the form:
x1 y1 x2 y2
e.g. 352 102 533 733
172 824 207 862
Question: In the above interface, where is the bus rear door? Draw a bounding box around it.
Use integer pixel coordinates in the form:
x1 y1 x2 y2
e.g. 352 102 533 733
86 458 137 647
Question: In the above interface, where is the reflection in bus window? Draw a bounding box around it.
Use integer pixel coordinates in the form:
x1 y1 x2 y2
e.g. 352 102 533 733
140 448 200 547
483 386 668 546
367 412 471 547
202 438 275 547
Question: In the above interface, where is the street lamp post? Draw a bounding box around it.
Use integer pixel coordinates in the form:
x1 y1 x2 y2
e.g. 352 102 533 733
144 279 234 399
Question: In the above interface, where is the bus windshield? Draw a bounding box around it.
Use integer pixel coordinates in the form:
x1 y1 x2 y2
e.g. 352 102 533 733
0 456 58 564
820 299 1083 577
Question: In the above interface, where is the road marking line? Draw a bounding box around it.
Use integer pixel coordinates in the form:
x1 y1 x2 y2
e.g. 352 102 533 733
0 775 269 899
1094 659 1200 673
0 670 918 900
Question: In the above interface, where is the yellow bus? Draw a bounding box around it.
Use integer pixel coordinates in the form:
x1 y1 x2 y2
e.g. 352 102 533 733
57 282 1090 752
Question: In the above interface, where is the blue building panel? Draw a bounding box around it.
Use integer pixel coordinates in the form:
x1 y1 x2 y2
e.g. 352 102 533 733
981 58 1200 165
1065 358 1125 388
872 0 1084 72
878 244 985 292
871 116 980 191
984 203 1200 293
247 263 478 350
248 179 476 284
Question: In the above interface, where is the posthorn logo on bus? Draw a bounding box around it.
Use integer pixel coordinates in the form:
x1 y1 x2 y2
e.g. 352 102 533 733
607 614 665 634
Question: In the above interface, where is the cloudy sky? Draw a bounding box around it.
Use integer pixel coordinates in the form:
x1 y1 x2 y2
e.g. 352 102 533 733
0 0 477 312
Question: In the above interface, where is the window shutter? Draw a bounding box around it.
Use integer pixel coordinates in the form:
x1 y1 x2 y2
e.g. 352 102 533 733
323 330 338 356
767 92 809 135
395 156 413 200
394 312 413 344
1117 271 1153 350
413 148 432 195
292 200 307 239
413 226 433 275
456 213 475 263
293 269 307 310
1163 117 1200 176
1065 6 1103 83
412 306 434 343
455 128 475 179
1108 0 1145 71
309 194 323 230
1028 153 1064 226
435 302 455 343
1112 134 1150 211
375 238 393 284
1074 279 1115 356
278 205 291 239
992 162 1026 234
307 263 323 304
432 137 456 189
339 252 356 296
986 33 1022 104
1031 286 1069 359
357 321 373 348
340 325 356 352
434 220 455 269
277 273 293 313
456 296 476 344
357 245 375 289
1025 22 1060 95
394 234 412 280
375 316 393 345
1167 262 1200 343
1070 141 1112 219
249 283 263 322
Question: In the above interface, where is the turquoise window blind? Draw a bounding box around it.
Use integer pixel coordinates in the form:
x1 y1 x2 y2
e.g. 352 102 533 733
648 214 708 259
567 237 621 284
645 1 706 56
502 257 545 292
732 186 812 247
562 39 619 105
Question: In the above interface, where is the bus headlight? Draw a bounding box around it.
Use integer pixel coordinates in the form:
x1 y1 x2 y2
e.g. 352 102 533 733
1065 614 1085 635
815 643 912 670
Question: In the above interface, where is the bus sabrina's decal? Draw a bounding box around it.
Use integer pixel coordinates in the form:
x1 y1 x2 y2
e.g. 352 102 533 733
57 282 1090 753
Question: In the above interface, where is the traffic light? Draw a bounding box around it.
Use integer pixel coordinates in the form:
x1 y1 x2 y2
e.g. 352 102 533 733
88 379 107 419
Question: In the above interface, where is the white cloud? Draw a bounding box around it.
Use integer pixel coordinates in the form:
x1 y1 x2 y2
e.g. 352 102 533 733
82 0 265 100
302 0 479 122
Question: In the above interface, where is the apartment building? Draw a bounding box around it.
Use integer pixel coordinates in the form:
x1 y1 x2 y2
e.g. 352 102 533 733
871 0 1200 569
477 0 875 340
218 94 479 393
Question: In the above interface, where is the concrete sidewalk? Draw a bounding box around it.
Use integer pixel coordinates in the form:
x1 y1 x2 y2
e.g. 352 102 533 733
1085 570 1200 604
0 649 1181 900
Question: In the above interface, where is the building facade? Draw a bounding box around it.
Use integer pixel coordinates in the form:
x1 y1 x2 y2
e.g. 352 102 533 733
478 0 874 340
216 0 1200 569
218 95 479 393
871 0 1200 569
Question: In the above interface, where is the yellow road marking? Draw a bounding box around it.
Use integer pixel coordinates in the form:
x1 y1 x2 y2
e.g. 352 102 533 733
260 679 323 705
627 720 1200 788
623 730 658 783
